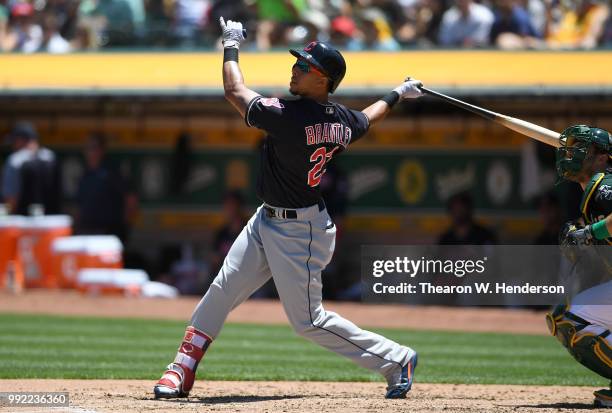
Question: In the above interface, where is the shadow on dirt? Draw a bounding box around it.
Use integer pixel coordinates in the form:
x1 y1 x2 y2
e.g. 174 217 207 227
151 394 308 404
515 402 596 410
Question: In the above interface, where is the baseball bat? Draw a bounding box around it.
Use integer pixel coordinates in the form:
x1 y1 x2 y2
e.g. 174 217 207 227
419 87 561 148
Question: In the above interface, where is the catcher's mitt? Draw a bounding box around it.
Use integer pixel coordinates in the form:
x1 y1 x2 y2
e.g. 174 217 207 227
559 219 593 264
559 219 593 246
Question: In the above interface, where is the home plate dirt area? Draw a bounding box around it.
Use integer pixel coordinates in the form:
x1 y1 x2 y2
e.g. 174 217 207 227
0 379 598 413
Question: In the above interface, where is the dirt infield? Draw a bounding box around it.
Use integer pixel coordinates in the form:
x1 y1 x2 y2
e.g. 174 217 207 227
0 379 602 413
1 290 600 412
0 290 549 334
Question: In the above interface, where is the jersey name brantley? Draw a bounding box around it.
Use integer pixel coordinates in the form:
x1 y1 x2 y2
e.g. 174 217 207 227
304 122 352 148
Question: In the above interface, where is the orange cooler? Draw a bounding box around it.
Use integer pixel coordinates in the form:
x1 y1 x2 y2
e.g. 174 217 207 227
52 236 123 289
0 216 25 291
19 215 72 288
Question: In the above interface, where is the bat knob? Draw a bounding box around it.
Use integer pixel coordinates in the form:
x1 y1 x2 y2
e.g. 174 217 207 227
242 29 247 39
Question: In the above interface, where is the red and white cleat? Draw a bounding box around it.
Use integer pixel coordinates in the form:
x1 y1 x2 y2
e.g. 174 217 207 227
154 363 191 398
153 326 212 399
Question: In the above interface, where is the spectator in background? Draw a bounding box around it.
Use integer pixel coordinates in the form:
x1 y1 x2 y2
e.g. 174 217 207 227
601 10 612 46
374 0 411 29
169 242 209 295
533 192 562 245
43 0 80 42
546 0 609 49
2 122 61 215
358 8 401 50
3 2 43 52
208 190 277 298
39 12 71 52
0 0 8 50
368 0 413 46
170 131 193 196
523 0 548 36
490 0 541 49
70 19 97 50
287 8 330 45
436 191 496 307
143 0 172 46
210 190 248 279
172 0 210 47
330 15 362 50
75 134 138 244
124 0 145 41
209 191 276 298
438 191 497 245
255 0 307 50
3 0 610 53
81 0 135 47
410 0 448 47
438 0 494 47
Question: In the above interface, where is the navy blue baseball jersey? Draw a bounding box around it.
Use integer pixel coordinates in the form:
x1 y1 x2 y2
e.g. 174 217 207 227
245 96 369 208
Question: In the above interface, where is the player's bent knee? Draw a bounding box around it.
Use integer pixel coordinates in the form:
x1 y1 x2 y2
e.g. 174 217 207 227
572 332 612 379
287 306 330 337
546 304 612 379
291 321 318 337
286 315 323 337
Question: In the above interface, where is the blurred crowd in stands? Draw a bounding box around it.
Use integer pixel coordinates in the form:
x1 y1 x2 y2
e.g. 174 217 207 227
0 0 610 53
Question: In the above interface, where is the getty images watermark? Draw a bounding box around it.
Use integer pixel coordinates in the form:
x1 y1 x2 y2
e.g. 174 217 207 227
371 256 563 295
0 392 69 407
362 245 611 306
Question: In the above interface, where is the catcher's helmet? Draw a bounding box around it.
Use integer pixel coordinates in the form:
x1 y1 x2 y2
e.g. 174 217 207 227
289 42 346 93
556 125 612 179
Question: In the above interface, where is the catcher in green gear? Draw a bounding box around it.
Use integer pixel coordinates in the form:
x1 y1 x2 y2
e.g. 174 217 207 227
549 125 612 408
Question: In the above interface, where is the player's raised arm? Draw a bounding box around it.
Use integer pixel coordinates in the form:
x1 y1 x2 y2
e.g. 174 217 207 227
220 17 260 118
361 78 424 127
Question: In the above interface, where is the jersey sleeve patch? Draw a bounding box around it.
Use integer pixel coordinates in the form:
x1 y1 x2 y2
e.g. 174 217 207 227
260 98 284 109
245 96 290 132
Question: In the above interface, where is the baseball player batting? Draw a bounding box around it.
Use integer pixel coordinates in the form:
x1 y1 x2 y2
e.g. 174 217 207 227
549 125 612 408
153 17 422 400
